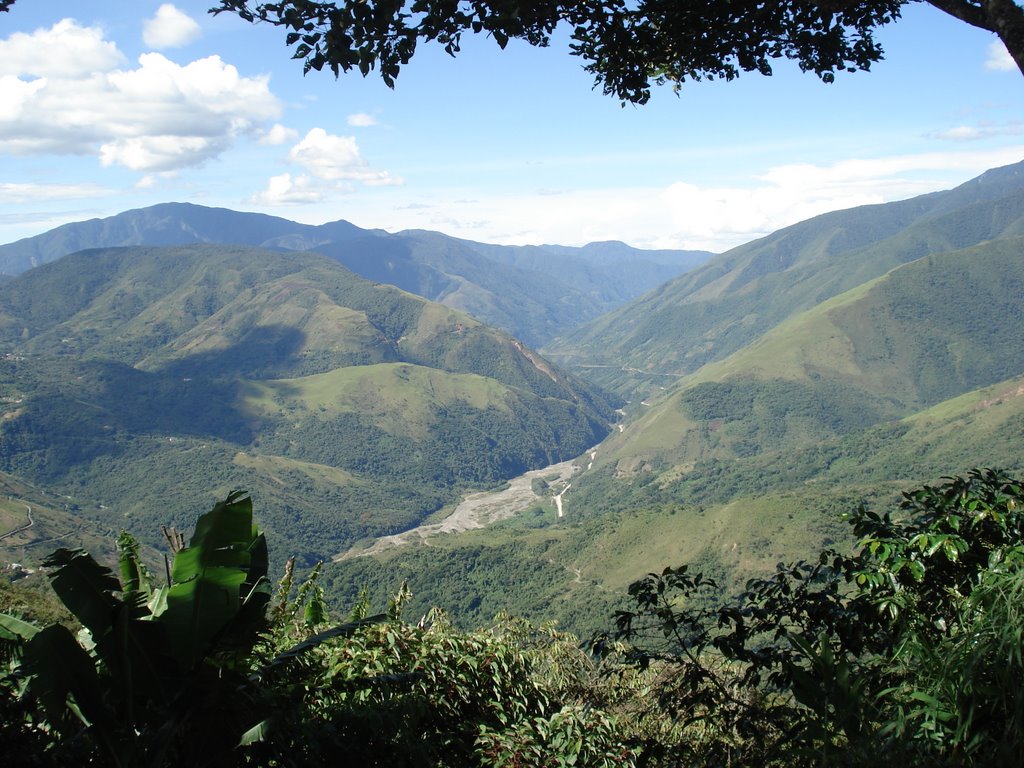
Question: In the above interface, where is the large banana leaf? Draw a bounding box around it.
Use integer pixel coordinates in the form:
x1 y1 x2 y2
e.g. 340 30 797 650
43 548 122 638
161 492 270 669
21 624 112 737
0 612 40 643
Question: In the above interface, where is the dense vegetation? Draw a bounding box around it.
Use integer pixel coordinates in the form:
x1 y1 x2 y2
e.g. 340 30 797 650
0 244 616 563
5 470 1024 766
323 363 1024 635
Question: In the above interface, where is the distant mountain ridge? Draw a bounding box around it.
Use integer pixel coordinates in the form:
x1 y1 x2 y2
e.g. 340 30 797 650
4 161 1023 638
0 204 713 347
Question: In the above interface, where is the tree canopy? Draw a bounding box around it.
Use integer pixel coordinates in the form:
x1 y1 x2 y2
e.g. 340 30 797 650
211 0 1024 103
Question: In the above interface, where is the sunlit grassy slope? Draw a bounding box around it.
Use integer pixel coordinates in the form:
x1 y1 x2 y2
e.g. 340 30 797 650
0 245 616 565
325 368 1024 636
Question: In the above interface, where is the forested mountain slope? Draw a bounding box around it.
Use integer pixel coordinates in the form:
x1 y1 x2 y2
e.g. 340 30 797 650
0 245 615 563
324 369 1024 636
320 168 1024 635
545 160 1024 396
593 237 1024 475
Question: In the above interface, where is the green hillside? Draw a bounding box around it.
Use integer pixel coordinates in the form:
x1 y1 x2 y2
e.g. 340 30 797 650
2 165 1022 645
545 160 1024 397
592 237 1024 473
318 230 1024 635
0 245 615 564
0 202 712 347
322 367 1024 636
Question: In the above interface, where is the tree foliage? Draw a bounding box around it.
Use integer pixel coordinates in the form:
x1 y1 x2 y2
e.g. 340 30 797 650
596 468 1024 766
211 0 1024 103
5 472 1024 765
0 492 632 767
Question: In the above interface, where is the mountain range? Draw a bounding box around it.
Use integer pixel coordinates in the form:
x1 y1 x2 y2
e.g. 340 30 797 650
324 160 1024 632
544 160 1024 396
2 160 1023 635
0 204 711 349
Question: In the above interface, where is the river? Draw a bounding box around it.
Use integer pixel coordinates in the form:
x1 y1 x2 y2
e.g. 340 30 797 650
335 446 596 561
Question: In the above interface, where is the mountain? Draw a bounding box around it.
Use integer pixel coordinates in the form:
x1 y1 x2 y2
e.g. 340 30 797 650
5 163 1023 639
544 159 1024 396
0 204 373 274
0 244 616 564
315 163 1024 635
0 203 712 347
321 367 1024 637
592 236 1024 475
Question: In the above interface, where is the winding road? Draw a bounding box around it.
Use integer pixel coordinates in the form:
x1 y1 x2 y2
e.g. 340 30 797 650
0 503 34 542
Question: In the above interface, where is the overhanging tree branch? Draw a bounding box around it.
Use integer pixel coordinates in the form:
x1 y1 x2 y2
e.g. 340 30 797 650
924 0 1024 77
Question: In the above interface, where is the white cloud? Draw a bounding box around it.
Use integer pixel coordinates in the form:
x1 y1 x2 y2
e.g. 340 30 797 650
657 149 1024 249
929 118 1024 142
249 128 403 206
347 113 378 127
249 173 325 205
342 147 1024 252
260 123 298 145
0 75 45 121
933 125 984 141
0 21 281 172
985 41 1015 72
287 127 402 185
143 5 202 49
0 18 124 78
99 134 228 172
0 181 110 203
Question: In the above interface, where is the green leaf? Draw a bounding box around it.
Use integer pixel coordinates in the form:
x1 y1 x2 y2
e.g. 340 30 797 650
22 624 110 736
161 492 267 668
256 614 388 677
44 548 121 638
239 718 271 746
0 612 40 642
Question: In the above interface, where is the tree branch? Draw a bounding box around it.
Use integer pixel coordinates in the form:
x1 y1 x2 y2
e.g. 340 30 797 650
924 0 989 28
925 0 1024 76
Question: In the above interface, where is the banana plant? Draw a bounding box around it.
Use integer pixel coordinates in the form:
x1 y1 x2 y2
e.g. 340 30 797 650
1 491 392 766
1 492 272 766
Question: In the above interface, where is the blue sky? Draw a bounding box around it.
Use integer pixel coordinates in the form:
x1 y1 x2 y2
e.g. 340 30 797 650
1 1 1022 252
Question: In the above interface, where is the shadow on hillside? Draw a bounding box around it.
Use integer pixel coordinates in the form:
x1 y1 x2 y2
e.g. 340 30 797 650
8 326 311 478
312 237 458 301
157 324 308 381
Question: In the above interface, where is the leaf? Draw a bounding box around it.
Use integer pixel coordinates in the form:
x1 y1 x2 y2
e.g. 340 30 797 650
238 718 271 746
0 612 40 643
94 603 175 709
22 624 110 736
255 614 388 677
160 492 267 668
44 548 121 638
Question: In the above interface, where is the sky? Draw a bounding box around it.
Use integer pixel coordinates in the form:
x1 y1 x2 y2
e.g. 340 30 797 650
1 1 1023 253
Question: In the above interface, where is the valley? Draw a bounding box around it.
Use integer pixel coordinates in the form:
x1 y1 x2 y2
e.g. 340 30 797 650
1 161 1023 639
337 449 582 558
3 4 1022 764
